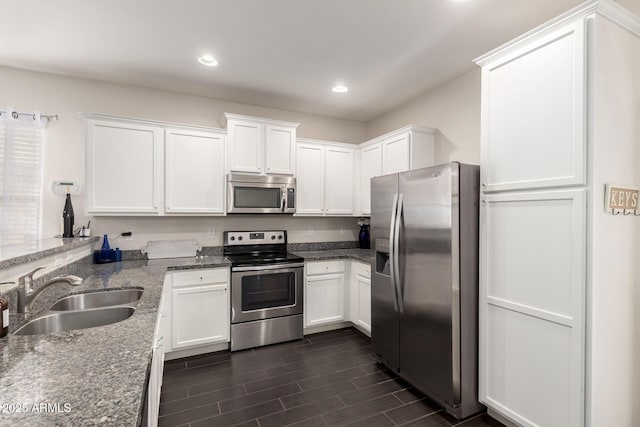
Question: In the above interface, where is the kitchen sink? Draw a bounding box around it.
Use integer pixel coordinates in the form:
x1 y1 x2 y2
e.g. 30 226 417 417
49 288 143 311
13 306 136 335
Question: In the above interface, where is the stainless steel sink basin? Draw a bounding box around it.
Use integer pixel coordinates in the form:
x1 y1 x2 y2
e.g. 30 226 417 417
13 306 136 335
49 289 143 311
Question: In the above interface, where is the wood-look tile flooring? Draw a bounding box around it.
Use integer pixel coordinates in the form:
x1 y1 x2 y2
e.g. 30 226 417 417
159 328 503 427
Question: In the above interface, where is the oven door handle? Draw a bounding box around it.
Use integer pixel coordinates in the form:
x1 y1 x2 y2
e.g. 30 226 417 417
232 262 305 272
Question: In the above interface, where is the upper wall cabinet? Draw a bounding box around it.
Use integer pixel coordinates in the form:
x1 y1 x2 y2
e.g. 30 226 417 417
85 115 226 216
224 113 299 175
479 21 585 192
358 126 436 215
86 118 164 215
165 128 226 215
296 139 356 216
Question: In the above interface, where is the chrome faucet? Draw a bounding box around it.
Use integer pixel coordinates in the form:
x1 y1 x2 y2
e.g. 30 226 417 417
17 267 83 314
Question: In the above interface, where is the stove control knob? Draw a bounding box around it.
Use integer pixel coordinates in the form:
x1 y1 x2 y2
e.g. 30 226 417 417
230 236 235 241
238 236 243 241
271 235 276 240
278 235 283 240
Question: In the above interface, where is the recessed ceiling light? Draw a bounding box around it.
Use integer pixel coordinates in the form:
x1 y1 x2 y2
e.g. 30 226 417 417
198 54 218 67
332 85 348 93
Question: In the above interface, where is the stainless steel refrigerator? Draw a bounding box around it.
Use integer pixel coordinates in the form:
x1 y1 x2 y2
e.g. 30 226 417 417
371 162 483 419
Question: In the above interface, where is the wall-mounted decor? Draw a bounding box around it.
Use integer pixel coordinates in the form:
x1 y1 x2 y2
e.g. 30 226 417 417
605 184 640 215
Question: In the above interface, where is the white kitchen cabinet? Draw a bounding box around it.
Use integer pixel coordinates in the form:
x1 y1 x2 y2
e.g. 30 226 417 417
304 260 346 327
85 114 227 216
325 146 356 215
224 113 298 175
358 126 435 215
359 142 382 216
382 132 410 175
476 4 640 426
349 261 371 336
479 20 585 193
86 118 164 215
480 189 585 427
147 291 166 427
170 268 230 349
165 127 225 215
295 142 325 215
296 139 356 216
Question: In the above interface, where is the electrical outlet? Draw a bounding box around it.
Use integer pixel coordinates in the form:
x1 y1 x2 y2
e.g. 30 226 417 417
307 228 314 236
208 229 216 239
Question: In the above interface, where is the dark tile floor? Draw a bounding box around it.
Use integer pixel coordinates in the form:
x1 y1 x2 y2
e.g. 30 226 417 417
159 328 504 427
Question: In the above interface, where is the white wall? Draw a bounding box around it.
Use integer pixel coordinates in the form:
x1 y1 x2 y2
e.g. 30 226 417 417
365 69 481 165
0 66 366 248
588 15 640 427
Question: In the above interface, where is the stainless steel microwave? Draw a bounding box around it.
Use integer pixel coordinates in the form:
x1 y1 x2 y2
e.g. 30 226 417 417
227 174 296 214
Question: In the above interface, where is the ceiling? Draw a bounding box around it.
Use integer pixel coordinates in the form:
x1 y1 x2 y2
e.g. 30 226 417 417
0 0 599 121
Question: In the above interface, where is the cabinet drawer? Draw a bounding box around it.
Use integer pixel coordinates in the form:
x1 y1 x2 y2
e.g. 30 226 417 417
351 261 371 278
306 260 346 275
172 268 228 288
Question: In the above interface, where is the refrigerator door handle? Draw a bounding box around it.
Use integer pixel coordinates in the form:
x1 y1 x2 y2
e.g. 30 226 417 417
394 193 404 313
389 193 400 312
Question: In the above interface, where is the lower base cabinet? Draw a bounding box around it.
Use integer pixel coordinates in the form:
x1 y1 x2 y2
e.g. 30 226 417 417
350 262 371 335
303 259 372 337
147 292 166 427
169 268 230 350
304 260 346 327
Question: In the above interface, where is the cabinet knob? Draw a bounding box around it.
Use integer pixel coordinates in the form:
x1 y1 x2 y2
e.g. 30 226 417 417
199 276 203 281
481 200 487 207
481 183 487 188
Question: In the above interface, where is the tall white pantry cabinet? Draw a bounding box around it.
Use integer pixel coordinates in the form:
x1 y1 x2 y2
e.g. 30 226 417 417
475 1 640 426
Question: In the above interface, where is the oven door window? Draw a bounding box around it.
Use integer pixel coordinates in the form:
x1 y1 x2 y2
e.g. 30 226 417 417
234 186 281 209
241 271 295 311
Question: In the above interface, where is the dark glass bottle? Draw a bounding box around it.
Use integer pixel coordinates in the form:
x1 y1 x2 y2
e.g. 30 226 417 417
0 293 9 338
62 192 74 238
358 224 370 249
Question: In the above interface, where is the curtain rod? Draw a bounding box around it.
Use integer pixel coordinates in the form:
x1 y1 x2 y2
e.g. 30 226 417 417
0 109 58 121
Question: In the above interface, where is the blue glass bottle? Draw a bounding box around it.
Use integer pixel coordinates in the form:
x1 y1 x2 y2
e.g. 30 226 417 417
358 224 370 249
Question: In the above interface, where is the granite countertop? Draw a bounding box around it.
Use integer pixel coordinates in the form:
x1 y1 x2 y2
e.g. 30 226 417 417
0 247 367 426
291 248 373 264
0 237 99 271
0 255 229 427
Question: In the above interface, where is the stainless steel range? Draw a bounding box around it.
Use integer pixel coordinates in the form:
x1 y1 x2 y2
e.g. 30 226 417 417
224 230 304 351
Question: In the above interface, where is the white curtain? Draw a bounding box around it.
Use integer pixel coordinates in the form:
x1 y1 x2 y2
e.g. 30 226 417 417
0 108 46 248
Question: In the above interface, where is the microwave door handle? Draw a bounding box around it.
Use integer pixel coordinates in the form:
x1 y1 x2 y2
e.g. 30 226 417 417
281 188 286 212
228 182 234 213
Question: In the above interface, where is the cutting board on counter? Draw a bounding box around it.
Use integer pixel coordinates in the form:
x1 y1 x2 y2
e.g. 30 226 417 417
142 240 201 259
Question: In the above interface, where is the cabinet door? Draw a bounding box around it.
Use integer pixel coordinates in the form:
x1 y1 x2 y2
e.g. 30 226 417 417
305 273 345 327
356 274 371 334
165 128 225 214
296 143 325 215
479 189 585 427
172 284 229 349
325 147 355 215
227 119 263 173
265 124 296 175
148 293 165 427
480 21 585 192
86 119 163 214
382 132 411 175
360 142 382 215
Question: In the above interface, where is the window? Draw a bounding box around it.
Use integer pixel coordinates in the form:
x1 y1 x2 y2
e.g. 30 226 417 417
0 109 45 248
